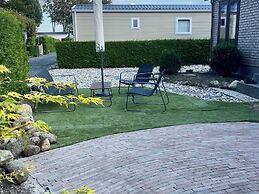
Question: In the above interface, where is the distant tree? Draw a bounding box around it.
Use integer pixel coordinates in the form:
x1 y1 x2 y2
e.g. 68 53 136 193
4 0 42 26
43 0 89 32
43 0 112 32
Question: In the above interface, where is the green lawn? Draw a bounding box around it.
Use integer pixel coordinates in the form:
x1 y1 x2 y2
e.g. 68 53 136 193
34 88 259 148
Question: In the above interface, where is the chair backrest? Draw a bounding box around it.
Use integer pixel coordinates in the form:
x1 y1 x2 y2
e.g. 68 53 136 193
152 71 164 93
135 64 154 83
36 70 54 82
35 70 59 95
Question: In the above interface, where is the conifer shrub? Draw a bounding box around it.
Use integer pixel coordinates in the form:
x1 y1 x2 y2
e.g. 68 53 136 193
210 43 242 77
159 49 181 74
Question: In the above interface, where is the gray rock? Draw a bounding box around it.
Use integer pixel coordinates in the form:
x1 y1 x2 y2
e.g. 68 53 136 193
39 138 50 152
13 115 34 127
29 137 41 146
0 150 14 166
16 104 33 117
4 139 26 158
0 140 8 150
3 160 29 185
23 145 41 157
229 80 239 90
209 80 220 88
221 81 229 89
33 132 57 144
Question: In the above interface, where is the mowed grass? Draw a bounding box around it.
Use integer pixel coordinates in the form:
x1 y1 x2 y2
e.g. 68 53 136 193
34 88 259 148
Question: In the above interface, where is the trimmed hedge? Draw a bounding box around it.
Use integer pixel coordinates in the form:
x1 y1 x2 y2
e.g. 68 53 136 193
39 36 59 55
56 39 210 68
0 8 29 93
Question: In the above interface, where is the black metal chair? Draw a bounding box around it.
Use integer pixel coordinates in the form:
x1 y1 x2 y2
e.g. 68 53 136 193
125 71 169 112
31 70 79 112
118 64 154 94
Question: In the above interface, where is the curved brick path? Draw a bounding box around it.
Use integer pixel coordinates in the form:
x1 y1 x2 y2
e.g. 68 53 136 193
21 122 259 194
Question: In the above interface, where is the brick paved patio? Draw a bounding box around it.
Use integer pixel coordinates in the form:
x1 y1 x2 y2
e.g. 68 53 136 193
21 122 259 194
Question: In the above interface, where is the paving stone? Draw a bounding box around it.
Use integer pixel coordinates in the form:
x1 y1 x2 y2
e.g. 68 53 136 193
20 122 259 194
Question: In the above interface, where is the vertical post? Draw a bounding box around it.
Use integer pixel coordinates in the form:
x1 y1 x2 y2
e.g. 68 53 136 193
100 51 104 93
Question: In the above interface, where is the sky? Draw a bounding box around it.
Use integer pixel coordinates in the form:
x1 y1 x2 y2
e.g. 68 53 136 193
38 0 211 32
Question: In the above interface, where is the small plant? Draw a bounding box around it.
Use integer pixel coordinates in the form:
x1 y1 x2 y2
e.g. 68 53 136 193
159 49 181 74
210 43 242 77
61 186 95 194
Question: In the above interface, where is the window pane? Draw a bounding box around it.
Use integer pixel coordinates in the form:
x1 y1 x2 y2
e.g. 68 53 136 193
133 19 138 28
178 20 190 33
219 1 228 41
229 0 238 40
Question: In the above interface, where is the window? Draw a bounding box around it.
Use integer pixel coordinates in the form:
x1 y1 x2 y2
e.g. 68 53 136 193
221 17 226 27
176 18 192 35
218 0 240 44
131 18 140 29
219 1 228 41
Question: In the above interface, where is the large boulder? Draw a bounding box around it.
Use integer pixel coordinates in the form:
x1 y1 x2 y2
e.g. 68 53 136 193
13 115 34 127
23 145 41 157
0 150 14 166
4 139 26 158
228 80 239 90
3 160 29 185
16 104 33 117
39 138 50 152
29 137 41 146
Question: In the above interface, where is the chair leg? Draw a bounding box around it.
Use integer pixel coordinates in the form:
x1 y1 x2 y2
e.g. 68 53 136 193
161 81 169 105
158 87 167 112
118 82 121 94
125 93 129 111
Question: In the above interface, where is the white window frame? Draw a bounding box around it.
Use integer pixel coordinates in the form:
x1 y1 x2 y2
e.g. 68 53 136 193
176 17 192 35
131 17 140 30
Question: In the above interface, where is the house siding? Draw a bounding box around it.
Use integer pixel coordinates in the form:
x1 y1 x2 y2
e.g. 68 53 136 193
75 12 211 41
238 0 259 76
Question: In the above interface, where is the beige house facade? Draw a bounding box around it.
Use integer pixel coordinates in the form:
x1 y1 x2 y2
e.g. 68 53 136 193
72 4 211 41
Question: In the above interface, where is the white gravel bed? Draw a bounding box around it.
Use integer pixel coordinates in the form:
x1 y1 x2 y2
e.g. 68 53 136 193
49 66 257 103
180 65 211 73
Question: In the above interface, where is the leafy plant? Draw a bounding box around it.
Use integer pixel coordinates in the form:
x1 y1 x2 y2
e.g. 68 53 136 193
39 36 60 54
159 49 181 74
56 39 210 68
61 186 95 194
210 43 242 77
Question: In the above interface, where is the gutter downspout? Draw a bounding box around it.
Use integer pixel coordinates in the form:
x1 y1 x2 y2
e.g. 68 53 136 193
72 5 78 41
210 0 214 61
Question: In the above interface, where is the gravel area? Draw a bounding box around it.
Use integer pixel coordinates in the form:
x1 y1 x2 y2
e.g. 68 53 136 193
49 66 258 103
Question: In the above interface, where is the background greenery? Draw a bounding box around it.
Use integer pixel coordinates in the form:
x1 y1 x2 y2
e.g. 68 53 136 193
56 39 210 68
39 36 59 55
34 89 259 148
0 8 29 93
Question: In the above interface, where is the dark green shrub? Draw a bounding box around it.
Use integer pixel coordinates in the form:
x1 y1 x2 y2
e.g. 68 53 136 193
0 8 29 94
210 43 242 77
159 49 181 74
39 36 59 54
56 39 210 68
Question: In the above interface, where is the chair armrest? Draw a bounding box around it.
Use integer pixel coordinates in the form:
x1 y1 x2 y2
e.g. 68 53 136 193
119 70 137 80
52 74 78 85
51 74 79 95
